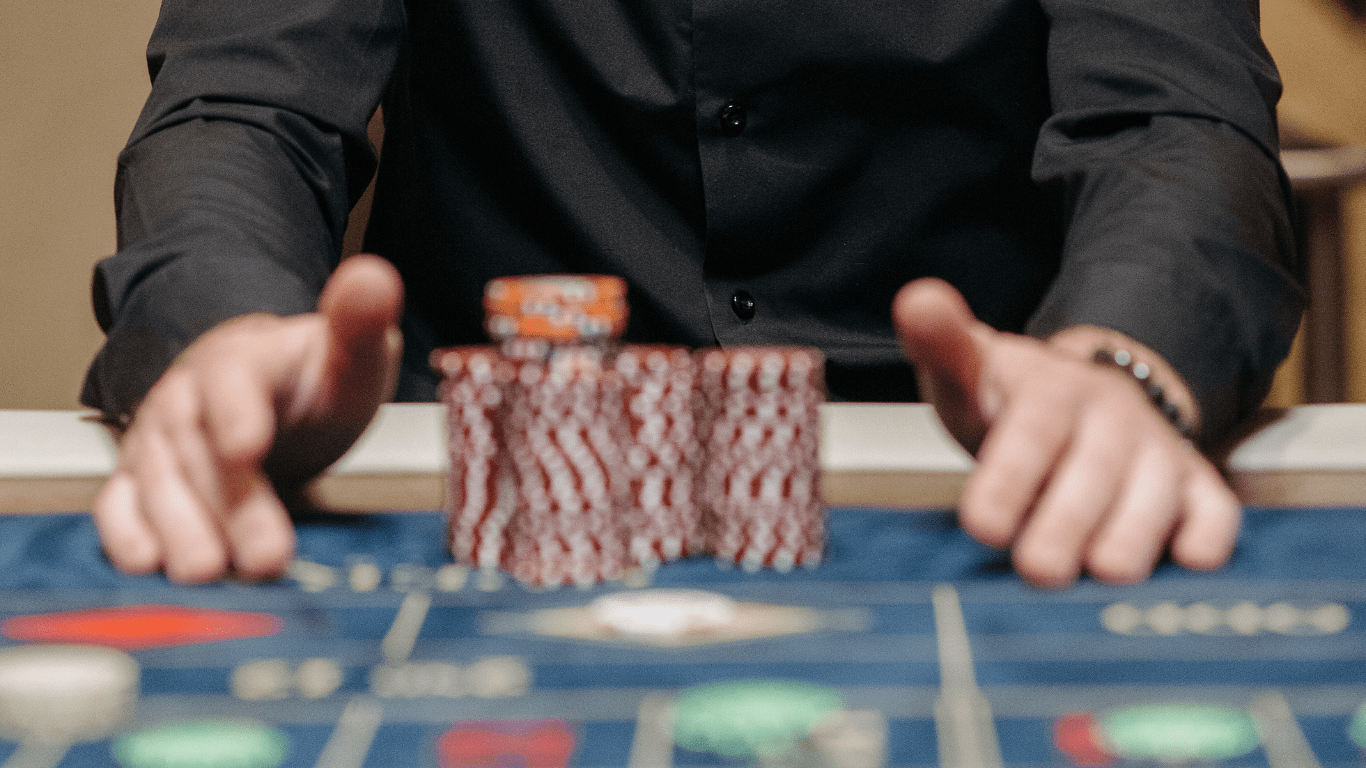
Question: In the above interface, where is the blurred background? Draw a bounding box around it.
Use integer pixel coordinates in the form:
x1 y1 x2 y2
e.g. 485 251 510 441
2 0 1365 411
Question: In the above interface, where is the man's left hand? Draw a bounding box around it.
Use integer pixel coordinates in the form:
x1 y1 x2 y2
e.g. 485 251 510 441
893 278 1240 587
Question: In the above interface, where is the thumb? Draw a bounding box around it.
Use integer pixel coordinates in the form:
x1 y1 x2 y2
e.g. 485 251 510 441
267 254 404 484
316 253 405 409
893 277 992 452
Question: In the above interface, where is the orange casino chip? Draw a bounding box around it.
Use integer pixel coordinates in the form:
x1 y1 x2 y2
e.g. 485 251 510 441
483 275 628 342
484 274 626 305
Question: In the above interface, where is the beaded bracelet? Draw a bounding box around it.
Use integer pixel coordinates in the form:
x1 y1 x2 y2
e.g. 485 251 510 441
1092 349 1197 440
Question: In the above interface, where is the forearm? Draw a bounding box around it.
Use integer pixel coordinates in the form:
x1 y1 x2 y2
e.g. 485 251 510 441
1029 0 1303 447
82 0 403 420
1028 116 1302 447
83 120 343 420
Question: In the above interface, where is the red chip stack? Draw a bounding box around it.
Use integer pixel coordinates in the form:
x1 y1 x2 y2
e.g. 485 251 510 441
435 275 826 586
433 346 514 569
613 345 704 571
698 347 825 572
500 349 632 586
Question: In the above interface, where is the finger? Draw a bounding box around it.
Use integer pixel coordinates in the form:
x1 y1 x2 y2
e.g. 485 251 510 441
131 414 230 584
893 278 982 393
1169 459 1241 571
190 364 297 579
317 253 405 409
1084 442 1183 584
91 471 162 575
269 255 405 482
958 384 1076 549
198 349 280 492
892 278 991 449
222 474 296 580
1011 412 1133 588
319 254 404 344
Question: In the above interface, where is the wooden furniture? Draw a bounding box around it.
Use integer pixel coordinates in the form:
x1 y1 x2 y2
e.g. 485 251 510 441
1281 133 1366 402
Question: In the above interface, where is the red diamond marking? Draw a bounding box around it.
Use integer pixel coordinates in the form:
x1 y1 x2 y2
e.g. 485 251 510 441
2 605 282 650
1055 711 1116 767
438 720 576 768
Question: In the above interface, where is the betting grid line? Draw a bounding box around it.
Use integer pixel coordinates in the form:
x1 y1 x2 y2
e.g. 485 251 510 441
627 694 676 768
1251 690 1325 768
315 589 432 768
382 591 433 664
932 584 1003 768
313 696 384 768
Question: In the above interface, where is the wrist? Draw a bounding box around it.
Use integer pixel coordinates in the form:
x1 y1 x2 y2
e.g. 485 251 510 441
1090 348 1197 440
1047 325 1201 439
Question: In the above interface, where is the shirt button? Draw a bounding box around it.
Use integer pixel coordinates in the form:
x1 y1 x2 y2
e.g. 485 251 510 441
718 102 747 136
731 290 756 322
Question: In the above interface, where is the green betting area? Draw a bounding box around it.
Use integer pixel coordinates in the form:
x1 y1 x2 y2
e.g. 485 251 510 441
673 680 844 759
114 721 288 768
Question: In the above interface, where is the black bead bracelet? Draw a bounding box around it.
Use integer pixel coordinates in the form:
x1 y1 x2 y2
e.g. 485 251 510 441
1092 349 1197 440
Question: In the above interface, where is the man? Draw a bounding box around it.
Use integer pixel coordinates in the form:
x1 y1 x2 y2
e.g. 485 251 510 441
84 0 1303 587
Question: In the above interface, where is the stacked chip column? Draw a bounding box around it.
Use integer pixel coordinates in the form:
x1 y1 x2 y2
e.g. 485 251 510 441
613 345 704 572
432 346 514 574
484 276 633 587
698 347 825 571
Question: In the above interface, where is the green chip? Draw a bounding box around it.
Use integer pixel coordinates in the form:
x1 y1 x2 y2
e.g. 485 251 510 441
672 680 843 759
112 720 288 768
1102 703 1259 762
1348 702 1366 748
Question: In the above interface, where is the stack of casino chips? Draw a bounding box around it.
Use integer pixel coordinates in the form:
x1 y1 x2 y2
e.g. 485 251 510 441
435 274 825 587
613 345 704 570
433 346 515 570
499 344 634 586
698 347 824 572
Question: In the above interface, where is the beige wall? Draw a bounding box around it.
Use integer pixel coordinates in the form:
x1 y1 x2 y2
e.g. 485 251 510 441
1 0 1364 411
1 0 159 410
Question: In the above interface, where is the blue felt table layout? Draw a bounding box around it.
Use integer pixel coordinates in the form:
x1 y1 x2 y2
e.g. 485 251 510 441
0 506 1361 768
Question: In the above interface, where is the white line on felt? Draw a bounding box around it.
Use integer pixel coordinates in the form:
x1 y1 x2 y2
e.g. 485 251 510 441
0 740 68 768
314 696 384 768
382 591 433 664
627 694 675 768
932 583 1003 768
1252 690 1325 768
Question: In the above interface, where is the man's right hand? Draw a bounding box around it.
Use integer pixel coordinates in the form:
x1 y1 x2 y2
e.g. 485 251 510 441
92 254 405 584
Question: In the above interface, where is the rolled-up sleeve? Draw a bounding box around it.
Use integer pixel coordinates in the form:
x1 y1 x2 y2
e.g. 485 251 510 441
81 0 405 420
1027 0 1303 444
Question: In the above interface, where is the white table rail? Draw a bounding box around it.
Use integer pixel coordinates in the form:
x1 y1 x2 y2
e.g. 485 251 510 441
0 403 1363 513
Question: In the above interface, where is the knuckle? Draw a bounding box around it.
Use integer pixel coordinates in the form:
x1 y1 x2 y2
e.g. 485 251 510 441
1086 547 1150 585
1014 546 1078 588
138 373 203 435
96 524 160 576
234 541 294 581
165 546 229 585
108 538 161 576
956 495 1016 549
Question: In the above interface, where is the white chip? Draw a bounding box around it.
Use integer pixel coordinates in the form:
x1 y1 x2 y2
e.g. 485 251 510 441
589 589 737 638
232 659 292 701
0 644 139 742
295 658 344 699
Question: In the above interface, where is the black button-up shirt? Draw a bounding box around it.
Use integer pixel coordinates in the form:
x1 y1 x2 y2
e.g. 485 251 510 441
84 0 1302 443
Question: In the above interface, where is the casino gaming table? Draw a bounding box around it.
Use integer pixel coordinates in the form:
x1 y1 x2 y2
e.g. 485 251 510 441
0 403 1363 768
